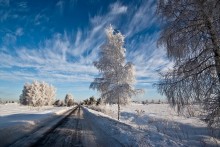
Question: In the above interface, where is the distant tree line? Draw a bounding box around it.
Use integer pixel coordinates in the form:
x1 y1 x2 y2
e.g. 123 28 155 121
142 99 163 105
54 93 75 107
82 96 101 106
0 99 16 104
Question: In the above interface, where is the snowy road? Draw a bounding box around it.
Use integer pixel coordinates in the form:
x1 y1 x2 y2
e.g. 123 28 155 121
31 106 122 147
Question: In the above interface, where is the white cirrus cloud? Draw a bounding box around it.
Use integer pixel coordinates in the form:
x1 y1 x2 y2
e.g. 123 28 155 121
0 0 172 100
110 2 127 15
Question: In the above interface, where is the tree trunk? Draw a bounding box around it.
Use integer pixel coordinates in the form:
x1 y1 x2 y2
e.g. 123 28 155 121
118 94 120 120
213 50 220 81
205 14 220 82
202 2 220 106
212 37 220 107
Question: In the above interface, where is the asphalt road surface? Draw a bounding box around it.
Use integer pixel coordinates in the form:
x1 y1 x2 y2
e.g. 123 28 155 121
32 106 122 147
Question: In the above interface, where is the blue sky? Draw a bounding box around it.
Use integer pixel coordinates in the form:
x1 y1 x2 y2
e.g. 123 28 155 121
0 0 172 102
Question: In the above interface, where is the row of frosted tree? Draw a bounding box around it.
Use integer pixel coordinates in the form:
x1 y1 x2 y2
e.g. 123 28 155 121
19 81 74 107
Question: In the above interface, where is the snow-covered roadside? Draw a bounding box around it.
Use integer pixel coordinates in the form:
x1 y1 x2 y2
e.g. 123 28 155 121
83 106 184 147
87 104 220 146
0 103 74 146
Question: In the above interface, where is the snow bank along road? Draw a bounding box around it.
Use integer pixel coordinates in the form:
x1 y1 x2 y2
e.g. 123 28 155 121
0 104 74 147
11 105 122 147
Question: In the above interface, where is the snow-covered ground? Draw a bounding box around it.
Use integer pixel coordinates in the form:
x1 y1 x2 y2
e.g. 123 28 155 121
1 103 219 146
83 106 183 147
87 103 220 146
0 103 73 146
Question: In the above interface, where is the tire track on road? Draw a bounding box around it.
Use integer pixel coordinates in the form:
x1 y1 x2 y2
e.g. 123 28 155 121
32 106 82 147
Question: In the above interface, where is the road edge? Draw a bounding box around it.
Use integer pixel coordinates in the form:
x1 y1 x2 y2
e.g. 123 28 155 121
9 106 78 147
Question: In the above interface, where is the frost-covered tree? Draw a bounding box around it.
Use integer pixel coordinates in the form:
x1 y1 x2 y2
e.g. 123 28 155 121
90 25 140 120
64 94 74 105
19 81 56 107
55 100 64 107
89 96 96 105
64 94 73 104
54 100 62 106
157 0 220 127
45 83 56 105
19 83 31 105
83 99 89 105
67 99 74 106
96 98 102 106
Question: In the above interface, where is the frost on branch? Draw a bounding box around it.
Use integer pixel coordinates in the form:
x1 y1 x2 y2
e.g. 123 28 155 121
157 0 220 127
19 81 56 107
90 25 142 105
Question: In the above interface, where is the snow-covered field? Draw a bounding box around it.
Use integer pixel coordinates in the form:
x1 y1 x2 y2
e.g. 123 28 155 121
83 106 183 146
0 103 73 146
87 103 220 146
1 103 219 146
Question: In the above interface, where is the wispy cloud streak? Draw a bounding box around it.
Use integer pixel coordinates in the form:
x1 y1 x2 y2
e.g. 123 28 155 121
0 0 171 99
